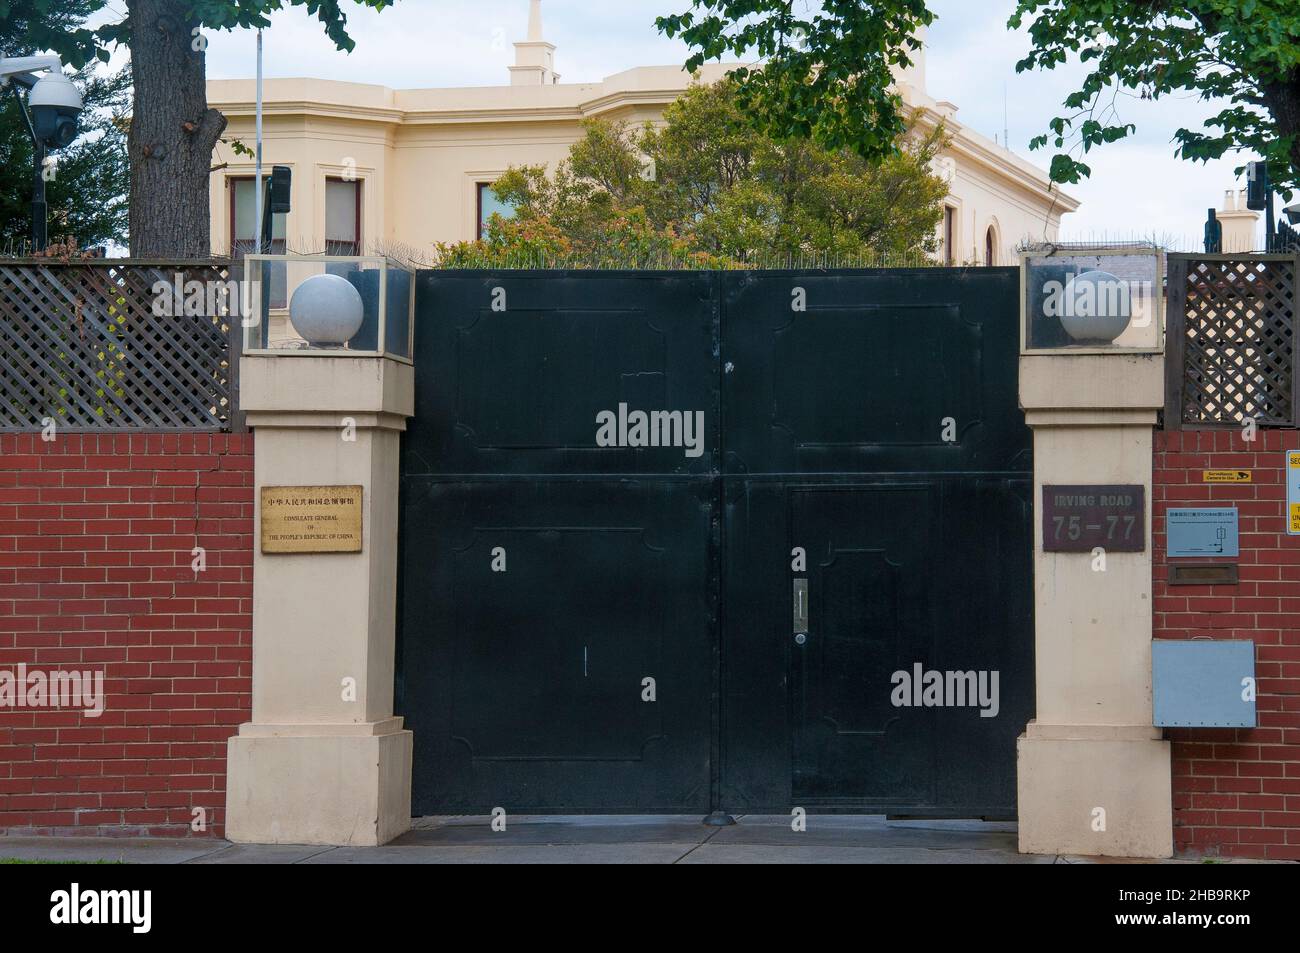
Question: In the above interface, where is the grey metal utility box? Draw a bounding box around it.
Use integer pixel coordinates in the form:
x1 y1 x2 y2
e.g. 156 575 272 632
1152 640 1256 728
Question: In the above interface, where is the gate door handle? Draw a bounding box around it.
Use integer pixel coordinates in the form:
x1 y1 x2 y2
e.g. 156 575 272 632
793 579 808 644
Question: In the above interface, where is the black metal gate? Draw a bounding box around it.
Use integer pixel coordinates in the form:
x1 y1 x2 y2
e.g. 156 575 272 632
398 269 1033 817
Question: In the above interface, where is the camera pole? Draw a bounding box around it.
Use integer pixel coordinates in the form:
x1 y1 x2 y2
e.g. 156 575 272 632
1267 190 1276 252
32 138 47 253
7 86 45 253
254 30 264 254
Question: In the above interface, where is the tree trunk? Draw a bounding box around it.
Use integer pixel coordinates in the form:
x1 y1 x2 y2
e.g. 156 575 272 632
1262 76 1300 187
127 0 226 258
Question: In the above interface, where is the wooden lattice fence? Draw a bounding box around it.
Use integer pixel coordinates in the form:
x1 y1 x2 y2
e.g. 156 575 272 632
1165 254 1298 429
0 260 243 431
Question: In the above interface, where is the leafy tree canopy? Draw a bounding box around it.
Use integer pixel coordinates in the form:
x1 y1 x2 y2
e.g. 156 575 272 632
1010 1 1300 192
657 0 933 164
2 0 393 66
658 1 1300 193
0 0 102 64
437 79 950 268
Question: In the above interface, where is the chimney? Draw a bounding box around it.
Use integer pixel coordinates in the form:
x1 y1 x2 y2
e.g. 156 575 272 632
510 0 559 86
890 22 927 99
1217 183 1261 253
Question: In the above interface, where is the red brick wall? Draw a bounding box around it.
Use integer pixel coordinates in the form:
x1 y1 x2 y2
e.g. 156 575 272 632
1154 429 1300 860
0 433 252 838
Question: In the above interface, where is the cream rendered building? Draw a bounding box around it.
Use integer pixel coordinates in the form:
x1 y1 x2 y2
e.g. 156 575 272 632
207 1 1078 265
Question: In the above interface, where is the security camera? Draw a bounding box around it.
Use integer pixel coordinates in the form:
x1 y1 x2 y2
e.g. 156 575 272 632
1285 203 1300 226
29 71 82 148
0 53 82 148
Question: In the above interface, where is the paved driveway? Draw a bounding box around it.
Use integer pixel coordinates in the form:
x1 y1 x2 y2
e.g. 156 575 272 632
0 814 1226 864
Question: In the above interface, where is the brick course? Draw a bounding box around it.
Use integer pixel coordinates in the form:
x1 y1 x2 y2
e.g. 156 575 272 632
0 433 252 838
1154 429 1300 860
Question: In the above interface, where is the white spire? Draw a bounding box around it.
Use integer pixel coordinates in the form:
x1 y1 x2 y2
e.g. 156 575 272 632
527 0 543 42
511 0 558 86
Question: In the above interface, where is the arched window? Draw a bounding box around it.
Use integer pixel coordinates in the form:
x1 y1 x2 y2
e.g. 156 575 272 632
985 226 997 266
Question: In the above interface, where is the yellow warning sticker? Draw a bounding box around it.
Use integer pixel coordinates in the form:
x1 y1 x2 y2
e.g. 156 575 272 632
1290 454 1300 537
1203 470 1251 483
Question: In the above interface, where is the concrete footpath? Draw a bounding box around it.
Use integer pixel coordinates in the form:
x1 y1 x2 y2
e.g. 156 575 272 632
0 815 1250 864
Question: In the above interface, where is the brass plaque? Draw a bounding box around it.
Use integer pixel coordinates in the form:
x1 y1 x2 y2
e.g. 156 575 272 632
260 485 362 554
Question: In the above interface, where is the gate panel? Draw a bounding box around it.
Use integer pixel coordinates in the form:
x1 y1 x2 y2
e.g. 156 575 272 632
399 478 714 813
719 268 1033 816
407 271 717 477
400 272 718 814
788 482 940 805
927 477 1034 814
400 267 1033 817
722 270 1030 475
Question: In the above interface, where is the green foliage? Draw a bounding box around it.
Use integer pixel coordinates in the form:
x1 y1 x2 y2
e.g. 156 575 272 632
432 208 728 270
660 1 1300 192
445 80 948 268
1010 1 1300 192
0 2 128 250
0 66 130 250
0 0 104 66
656 0 934 164
2 0 397 66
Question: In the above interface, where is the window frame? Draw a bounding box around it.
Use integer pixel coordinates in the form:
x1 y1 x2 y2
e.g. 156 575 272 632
476 180 520 241
324 176 363 257
228 175 288 257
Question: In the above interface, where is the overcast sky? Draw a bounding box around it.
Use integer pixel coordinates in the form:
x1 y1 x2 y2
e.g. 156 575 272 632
120 0 1259 248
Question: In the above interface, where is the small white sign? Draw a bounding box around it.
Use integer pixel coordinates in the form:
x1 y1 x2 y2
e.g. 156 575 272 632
1167 508 1238 557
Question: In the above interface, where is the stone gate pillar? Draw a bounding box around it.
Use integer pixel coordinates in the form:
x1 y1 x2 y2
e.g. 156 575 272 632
1016 351 1172 857
224 354 414 846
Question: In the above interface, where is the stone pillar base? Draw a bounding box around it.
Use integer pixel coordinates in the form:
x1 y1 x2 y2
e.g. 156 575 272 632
225 720 413 846
1017 721 1172 858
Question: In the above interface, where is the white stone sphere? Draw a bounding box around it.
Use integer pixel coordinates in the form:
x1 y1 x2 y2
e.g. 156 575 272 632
289 273 365 346
1059 269 1131 344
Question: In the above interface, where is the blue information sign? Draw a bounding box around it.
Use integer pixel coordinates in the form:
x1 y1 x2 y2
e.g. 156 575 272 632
1166 508 1239 558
